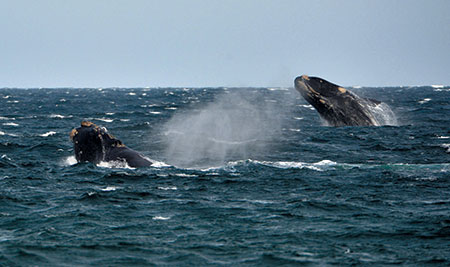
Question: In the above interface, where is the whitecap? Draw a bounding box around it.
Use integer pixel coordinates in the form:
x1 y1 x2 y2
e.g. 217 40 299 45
418 98 431 104
128 92 136 96
431 85 444 89
0 116 14 120
158 186 177 190
250 159 339 171
95 118 114 123
165 107 178 110
314 159 338 166
105 112 115 115
297 104 315 110
3 122 19 127
434 88 450 92
119 119 130 122
175 173 197 178
153 216 170 220
289 128 301 132
50 114 67 119
293 117 304 120
437 136 449 139
39 131 57 137
269 161 321 170
0 132 19 137
149 111 162 115
1 154 11 160
101 186 118 191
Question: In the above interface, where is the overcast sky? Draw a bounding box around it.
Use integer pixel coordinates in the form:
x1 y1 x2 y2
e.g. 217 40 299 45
1 0 449 88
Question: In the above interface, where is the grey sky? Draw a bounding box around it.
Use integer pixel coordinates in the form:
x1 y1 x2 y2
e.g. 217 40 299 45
1 0 449 87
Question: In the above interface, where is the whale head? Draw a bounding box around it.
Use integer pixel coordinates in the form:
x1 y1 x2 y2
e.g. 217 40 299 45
294 75 377 126
69 121 124 164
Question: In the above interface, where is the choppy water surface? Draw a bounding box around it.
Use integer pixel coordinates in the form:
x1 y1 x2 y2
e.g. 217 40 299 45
0 86 449 265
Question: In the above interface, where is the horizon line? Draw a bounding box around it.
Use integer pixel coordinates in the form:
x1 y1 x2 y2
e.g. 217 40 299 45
0 84 448 89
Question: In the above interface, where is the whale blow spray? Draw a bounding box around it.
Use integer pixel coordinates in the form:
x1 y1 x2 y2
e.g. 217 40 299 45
163 90 292 168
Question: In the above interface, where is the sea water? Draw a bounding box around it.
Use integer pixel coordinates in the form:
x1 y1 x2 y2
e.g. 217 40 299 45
0 86 449 265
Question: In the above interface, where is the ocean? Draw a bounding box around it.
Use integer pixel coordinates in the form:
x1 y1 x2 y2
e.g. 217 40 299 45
0 85 449 265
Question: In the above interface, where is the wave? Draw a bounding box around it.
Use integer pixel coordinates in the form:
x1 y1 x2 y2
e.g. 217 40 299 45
190 159 450 173
100 186 118 191
433 88 450 92
2 122 19 127
94 118 114 123
297 104 314 110
152 216 170 220
0 131 19 137
49 114 73 119
0 116 14 120
39 131 57 137
186 159 341 172
60 153 450 174
248 159 340 171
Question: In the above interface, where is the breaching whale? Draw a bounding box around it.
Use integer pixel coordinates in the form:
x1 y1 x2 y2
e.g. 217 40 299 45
294 75 383 126
70 121 152 167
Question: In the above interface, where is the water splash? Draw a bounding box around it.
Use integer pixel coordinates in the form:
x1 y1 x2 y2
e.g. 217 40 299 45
367 102 398 126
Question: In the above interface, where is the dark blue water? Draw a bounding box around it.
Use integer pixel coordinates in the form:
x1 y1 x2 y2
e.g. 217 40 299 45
0 86 449 265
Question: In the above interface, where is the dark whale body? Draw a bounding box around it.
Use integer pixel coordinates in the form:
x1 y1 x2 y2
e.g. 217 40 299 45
294 75 381 126
70 121 152 167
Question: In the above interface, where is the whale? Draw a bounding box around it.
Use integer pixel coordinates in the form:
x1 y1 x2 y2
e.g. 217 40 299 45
294 75 382 126
70 121 152 167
